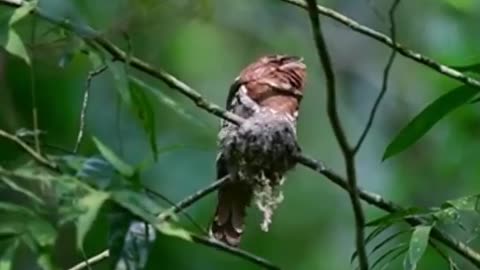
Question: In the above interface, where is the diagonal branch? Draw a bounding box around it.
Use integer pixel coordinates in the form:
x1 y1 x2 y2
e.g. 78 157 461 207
0 129 58 171
279 0 480 90
157 175 230 221
304 0 368 269
353 0 401 153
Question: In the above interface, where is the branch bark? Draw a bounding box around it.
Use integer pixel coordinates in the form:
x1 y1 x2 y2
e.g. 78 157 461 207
279 0 480 90
304 0 368 268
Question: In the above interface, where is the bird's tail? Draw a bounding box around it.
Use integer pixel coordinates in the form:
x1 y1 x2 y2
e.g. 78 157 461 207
210 181 252 246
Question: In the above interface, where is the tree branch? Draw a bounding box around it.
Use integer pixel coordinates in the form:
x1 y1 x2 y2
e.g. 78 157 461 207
279 0 480 90
157 175 230 221
0 129 58 171
353 0 400 153
74 65 107 153
304 0 368 269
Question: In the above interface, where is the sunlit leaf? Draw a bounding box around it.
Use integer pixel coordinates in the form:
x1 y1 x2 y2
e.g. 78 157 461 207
0 240 18 270
404 225 432 270
3 29 30 65
92 137 134 177
27 218 57 248
155 222 192 242
443 0 475 13
445 194 480 212
383 86 479 160
112 190 163 217
76 191 110 249
37 252 55 270
8 0 36 26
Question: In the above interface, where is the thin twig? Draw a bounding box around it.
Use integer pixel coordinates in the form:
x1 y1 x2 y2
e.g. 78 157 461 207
145 188 208 235
191 234 280 270
278 0 480 90
353 0 400 153
304 0 368 269
29 15 40 154
74 65 107 153
0 129 57 170
157 175 230 221
68 250 109 270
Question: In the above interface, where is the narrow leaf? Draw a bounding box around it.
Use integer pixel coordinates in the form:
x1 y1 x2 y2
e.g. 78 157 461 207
76 191 110 249
366 208 428 227
404 225 432 270
107 61 131 107
92 137 134 177
370 243 407 270
383 86 478 160
155 222 191 242
450 63 480 73
8 0 36 26
130 76 206 128
4 29 30 65
129 80 158 160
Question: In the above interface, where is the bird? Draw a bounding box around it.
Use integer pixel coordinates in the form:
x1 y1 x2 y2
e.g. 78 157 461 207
210 55 307 246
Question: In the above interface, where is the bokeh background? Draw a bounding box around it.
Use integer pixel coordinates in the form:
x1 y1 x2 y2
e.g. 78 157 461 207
1 0 480 269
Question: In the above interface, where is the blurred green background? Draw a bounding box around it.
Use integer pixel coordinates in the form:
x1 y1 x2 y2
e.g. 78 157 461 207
1 0 480 269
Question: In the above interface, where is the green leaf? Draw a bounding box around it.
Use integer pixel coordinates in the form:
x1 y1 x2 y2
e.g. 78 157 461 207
107 61 131 107
37 252 55 270
8 0 37 26
129 79 158 160
112 190 163 217
92 137 134 177
3 29 30 65
373 244 408 270
404 225 432 270
27 218 57 248
450 63 480 73
130 76 206 128
76 191 109 249
0 202 36 216
383 86 479 160
470 96 480 104
366 208 428 227
0 240 18 270
155 222 191 242
445 194 480 212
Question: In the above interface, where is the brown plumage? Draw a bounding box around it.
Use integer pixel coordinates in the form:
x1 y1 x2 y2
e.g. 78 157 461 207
210 55 307 246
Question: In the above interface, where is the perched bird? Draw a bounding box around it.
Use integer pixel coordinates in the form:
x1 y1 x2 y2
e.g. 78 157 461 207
210 55 307 246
